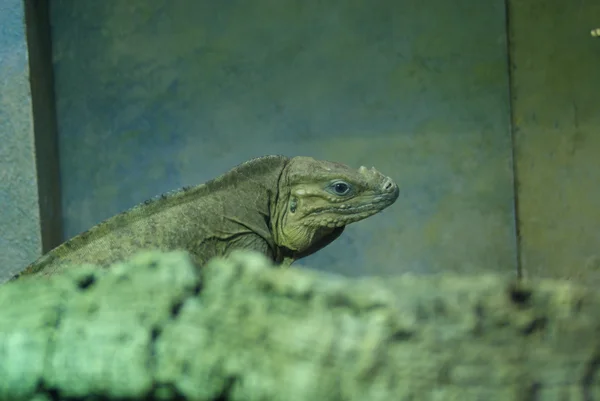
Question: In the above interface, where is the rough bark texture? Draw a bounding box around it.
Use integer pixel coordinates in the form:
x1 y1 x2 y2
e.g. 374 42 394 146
0 250 598 401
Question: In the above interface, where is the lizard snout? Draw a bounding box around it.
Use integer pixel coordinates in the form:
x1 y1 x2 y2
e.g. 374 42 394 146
380 176 400 200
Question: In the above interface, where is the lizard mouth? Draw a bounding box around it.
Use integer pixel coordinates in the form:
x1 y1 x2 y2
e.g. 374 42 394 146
304 193 398 227
313 193 397 214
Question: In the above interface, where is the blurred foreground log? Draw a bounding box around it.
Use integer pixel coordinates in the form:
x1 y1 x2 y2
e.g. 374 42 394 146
0 250 599 401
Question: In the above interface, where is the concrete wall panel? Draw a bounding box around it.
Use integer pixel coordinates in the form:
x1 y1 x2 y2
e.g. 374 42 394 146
48 0 516 276
509 0 600 283
0 0 43 281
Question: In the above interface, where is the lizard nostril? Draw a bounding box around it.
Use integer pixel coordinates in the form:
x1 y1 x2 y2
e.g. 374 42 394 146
382 178 394 191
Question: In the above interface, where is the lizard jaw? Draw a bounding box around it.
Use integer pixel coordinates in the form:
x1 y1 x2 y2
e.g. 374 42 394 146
302 191 400 228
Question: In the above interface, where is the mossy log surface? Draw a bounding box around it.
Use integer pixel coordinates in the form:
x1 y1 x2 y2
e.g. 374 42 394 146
0 250 599 401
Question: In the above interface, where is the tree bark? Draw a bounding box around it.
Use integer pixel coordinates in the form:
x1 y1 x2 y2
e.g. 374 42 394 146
0 250 598 400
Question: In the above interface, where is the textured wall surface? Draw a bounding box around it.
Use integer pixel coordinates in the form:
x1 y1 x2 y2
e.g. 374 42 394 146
49 0 516 277
0 0 43 280
510 1 600 283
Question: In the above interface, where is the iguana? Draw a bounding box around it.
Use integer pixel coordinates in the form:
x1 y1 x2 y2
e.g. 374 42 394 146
11 155 399 280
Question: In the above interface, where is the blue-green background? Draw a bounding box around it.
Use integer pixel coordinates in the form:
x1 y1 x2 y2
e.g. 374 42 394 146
3 0 596 281
51 0 516 276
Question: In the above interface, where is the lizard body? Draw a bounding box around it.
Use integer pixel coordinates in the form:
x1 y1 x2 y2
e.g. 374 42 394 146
12 155 399 279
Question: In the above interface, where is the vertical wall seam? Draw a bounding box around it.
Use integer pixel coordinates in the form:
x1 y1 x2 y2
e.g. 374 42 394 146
503 0 522 279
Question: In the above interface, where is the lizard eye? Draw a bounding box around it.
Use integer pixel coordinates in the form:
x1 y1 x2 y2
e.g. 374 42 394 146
328 181 352 196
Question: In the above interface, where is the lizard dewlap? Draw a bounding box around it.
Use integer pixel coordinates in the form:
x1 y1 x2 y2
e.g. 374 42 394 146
12 155 399 279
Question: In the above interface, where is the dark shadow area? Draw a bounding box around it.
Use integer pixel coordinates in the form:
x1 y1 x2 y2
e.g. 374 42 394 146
24 0 63 251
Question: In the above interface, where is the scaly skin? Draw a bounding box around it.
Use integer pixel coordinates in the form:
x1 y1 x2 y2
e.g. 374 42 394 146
11 155 399 279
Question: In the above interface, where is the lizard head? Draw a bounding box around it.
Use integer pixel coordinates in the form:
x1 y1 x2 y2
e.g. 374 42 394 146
274 156 399 256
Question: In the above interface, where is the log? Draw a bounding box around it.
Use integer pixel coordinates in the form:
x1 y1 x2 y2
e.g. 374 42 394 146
0 250 598 400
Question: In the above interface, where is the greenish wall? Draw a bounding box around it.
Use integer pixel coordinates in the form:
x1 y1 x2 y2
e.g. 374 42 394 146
46 0 516 277
0 0 43 281
4 0 599 283
510 1 600 282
